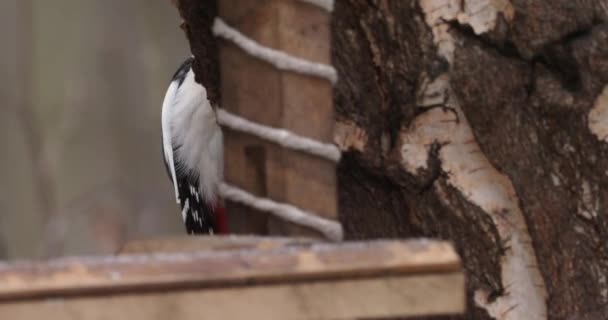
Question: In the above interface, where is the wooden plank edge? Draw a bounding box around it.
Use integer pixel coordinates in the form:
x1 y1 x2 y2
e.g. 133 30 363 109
0 239 461 301
118 235 321 254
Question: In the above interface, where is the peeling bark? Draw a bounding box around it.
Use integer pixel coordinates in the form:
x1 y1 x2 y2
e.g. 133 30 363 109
180 0 608 319
589 85 608 141
334 120 368 153
409 2 548 319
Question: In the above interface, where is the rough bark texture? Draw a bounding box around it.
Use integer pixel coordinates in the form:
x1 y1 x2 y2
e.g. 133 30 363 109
179 0 608 319
174 0 221 106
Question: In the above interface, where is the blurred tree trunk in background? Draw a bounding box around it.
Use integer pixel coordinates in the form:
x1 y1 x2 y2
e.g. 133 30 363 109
0 0 189 259
179 0 608 319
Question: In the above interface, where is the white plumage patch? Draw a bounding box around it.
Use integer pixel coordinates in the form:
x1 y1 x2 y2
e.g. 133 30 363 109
162 64 223 205
181 198 190 222
169 68 223 204
161 81 180 204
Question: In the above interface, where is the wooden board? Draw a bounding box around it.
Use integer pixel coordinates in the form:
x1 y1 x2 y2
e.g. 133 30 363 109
0 239 459 299
217 0 338 238
0 238 464 319
0 273 464 320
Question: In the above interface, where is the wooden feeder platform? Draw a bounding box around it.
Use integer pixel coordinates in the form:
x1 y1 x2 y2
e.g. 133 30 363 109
0 237 464 319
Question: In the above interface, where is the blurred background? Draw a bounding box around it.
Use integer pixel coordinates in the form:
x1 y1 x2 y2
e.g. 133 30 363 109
0 0 189 260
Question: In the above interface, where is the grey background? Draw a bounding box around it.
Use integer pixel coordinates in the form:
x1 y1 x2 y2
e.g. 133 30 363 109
0 0 189 259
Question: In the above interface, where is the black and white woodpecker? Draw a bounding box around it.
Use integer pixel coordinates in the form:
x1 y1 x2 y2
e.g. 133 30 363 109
161 57 227 234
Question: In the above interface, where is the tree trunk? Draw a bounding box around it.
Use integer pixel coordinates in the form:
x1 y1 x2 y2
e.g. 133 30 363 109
178 0 608 319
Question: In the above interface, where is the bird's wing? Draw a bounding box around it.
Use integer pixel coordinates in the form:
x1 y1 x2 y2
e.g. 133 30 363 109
175 170 215 234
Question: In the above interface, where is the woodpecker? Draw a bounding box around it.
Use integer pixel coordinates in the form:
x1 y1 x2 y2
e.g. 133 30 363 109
161 57 227 234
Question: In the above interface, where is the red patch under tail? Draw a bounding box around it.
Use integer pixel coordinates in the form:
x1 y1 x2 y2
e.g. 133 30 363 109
213 205 228 234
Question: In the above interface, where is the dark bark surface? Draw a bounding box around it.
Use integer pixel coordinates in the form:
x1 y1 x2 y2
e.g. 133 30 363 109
178 0 608 319
174 0 221 106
